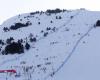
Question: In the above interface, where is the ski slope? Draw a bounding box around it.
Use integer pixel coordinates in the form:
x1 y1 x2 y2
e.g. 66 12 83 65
0 9 99 80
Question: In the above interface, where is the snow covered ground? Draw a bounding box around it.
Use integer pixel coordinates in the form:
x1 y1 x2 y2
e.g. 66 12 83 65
0 9 99 80
52 26 100 80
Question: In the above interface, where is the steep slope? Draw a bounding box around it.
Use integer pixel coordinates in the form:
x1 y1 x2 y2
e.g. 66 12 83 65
52 25 100 80
0 9 99 80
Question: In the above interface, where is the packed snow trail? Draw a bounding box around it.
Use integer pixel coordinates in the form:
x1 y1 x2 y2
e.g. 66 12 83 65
0 10 80 68
44 26 94 80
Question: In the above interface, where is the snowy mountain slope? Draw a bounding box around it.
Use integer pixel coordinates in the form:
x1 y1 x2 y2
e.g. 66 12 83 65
52 24 100 80
0 9 99 80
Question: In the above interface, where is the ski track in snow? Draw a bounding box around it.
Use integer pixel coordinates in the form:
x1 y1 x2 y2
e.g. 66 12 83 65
44 26 94 80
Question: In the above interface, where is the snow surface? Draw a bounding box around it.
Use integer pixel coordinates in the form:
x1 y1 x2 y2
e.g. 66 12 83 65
0 9 99 80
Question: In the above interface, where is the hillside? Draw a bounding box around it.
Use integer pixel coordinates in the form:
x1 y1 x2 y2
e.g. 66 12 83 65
0 9 99 80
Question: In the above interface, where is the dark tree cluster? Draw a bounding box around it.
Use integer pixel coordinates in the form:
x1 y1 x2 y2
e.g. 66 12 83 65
30 11 40 15
28 33 37 42
25 43 30 50
43 32 48 37
46 8 62 14
30 9 66 16
50 21 53 23
70 16 74 19
20 19 22 21
62 9 67 12
4 42 24 55
30 37 37 42
41 30 44 33
0 40 4 45
30 11 44 15
38 22 40 25
39 11 44 15
10 21 32 30
56 16 62 19
3 27 9 32
18 39 23 43
52 27 57 32
96 20 100 26
46 27 51 31
6 37 14 44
